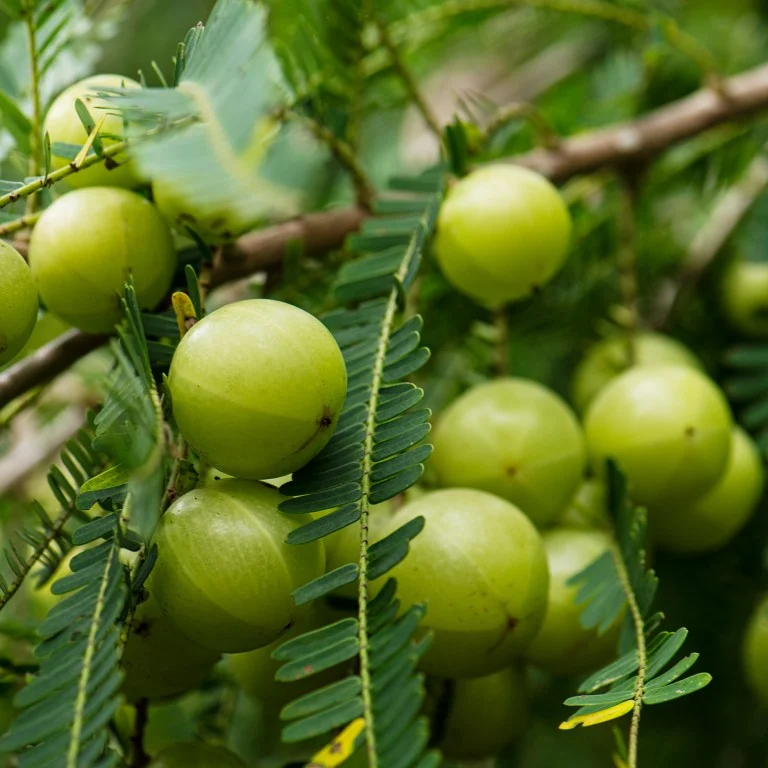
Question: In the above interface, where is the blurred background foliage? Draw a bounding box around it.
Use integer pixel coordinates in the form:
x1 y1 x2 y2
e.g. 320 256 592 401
2 0 768 766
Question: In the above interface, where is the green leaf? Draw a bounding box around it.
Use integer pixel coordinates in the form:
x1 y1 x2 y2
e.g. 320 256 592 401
642 673 712 705
76 466 130 511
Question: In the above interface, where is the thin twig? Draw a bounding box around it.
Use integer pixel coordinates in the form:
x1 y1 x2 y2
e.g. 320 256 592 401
376 20 442 139
23 2 42 216
609 535 647 768
285 112 375 210
0 140 128 211
653 145 768 328
0 211 40 237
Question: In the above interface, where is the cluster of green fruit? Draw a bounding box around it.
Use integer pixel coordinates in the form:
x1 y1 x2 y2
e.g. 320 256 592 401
0 73 265 363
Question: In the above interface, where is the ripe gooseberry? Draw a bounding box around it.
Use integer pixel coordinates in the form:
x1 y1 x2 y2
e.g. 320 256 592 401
28 187 176 333
435 667 528 760
149 742 244 768
651 427 764 555
744 596 768 704
433 165 571 307
721 260 768 337
381 488 549 678
44 75 142 189
572 332 702 413
0 241 38 365
120 587 220 702
168 299 347 480
430 378 586 526
150 480 324 653
525 528 619 675
584 366 732 506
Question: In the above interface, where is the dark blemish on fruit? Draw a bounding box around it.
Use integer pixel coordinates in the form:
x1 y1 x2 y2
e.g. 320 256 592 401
178 212 197 224
135 620 152 638
531 284 542 295
685 426 696 438
294 406 336 453
487 613 518 653
506 465 517 477
210 217 226 230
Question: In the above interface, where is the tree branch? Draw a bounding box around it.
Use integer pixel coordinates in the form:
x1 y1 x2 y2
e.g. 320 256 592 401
4 61 768 409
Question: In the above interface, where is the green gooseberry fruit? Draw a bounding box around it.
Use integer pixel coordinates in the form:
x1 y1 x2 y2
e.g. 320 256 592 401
431 378 586 527
382 488 549 678
651 427 764 555
744 596 768 704
525 528 619 675
0 314 69 372
150 480 324 653
572 332 702 414
433 165 572 307
121 587 220 702
28 187 176 333
168 299 347 479
721 260 768 337
436 667 528 760
44 74 142 189
149 742 244 768
0 241 38 365
584 366 732 507
557 479 609 530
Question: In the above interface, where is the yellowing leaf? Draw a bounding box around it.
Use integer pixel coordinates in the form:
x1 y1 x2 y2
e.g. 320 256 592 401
307 718 366 768
172 291 198 338
559 699 635 730
74 115 108 167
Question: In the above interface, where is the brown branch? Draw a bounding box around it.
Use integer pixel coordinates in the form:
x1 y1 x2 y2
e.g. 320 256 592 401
512 62 768 182
5 62 768 409
0 331 107 409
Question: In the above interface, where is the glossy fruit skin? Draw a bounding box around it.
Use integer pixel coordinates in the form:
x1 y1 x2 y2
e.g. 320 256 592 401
168 299 347 479
0 241 38 365
121 587 220 702
433 165 572 307
431 378 586 527
44 75 142 189
651 427 763 555
744 596 768 704
437 667 528 760
572 332 702 413
585 366 732 507
383 488 549 678
28 187 176 333
721 260 768 337
525 528 619 674
557 479 608 530
150 480 324 653
149 742 244 768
